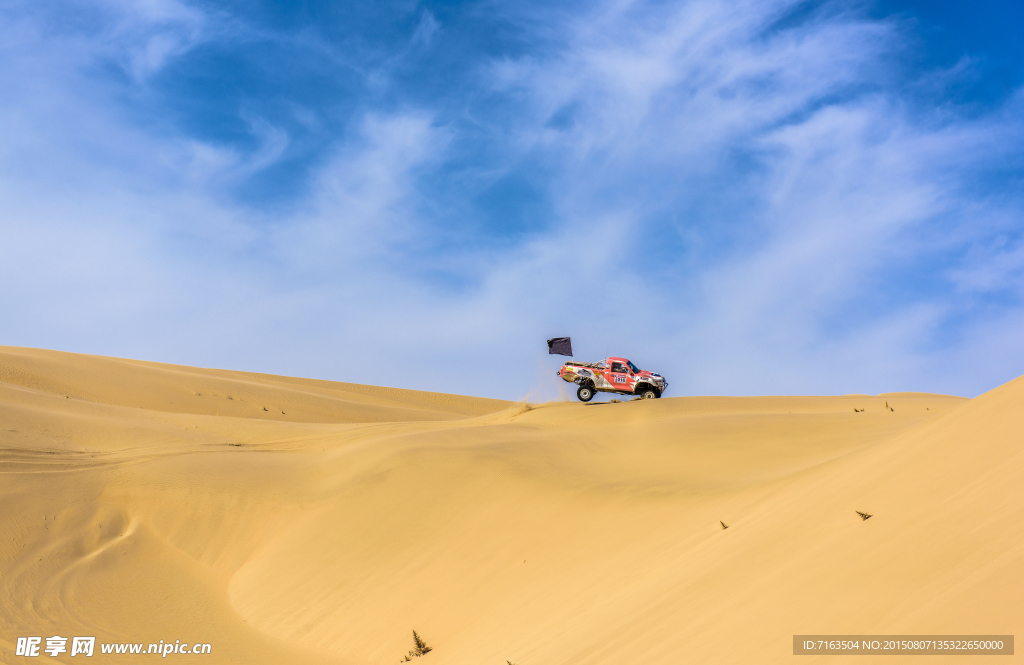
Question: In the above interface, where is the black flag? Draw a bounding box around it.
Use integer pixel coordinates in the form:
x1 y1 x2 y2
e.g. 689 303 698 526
547 337 572 356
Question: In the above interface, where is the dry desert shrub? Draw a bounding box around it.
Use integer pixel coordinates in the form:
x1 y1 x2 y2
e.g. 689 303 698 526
402 631 432 661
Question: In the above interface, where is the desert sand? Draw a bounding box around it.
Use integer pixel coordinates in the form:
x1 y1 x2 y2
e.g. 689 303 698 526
0 346 1020 664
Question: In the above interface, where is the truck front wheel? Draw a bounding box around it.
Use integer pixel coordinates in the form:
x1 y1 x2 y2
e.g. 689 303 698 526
576 385 595 402
638 386 659 399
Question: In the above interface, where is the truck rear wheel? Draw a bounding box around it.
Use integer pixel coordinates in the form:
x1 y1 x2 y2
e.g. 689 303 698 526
639 386 659 399
576 385 595 402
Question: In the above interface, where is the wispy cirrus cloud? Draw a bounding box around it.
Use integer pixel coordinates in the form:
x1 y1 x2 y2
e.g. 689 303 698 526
0 0 1022 399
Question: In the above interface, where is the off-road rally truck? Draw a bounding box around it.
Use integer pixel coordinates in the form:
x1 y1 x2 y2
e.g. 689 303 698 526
558 357 668 402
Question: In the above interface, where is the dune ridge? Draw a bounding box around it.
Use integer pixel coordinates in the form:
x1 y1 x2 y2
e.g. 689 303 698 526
1 346 1020 664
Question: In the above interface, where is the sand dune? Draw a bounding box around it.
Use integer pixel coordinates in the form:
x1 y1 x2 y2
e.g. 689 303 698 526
1 346 1020 664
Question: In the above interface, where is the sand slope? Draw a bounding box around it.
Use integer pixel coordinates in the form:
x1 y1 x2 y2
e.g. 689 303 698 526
0 346 1020 664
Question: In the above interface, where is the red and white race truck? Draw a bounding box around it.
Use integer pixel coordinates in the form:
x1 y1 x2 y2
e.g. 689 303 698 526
558 357 668 402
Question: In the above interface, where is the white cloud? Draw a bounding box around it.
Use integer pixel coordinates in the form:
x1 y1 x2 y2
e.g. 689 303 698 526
99 0 210 80
457 0 1024 397
1 0 1022 400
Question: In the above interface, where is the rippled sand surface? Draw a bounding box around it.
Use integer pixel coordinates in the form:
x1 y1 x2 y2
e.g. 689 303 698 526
1 346 1019 664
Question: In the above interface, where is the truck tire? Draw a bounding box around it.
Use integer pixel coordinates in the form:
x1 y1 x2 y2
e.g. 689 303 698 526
576 385 595 402
638 386 659 399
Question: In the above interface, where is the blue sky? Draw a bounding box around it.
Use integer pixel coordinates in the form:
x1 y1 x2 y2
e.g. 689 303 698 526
1 0 1022 400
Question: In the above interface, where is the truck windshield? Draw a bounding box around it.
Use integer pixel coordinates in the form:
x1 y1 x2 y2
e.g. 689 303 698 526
627 360 640 373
